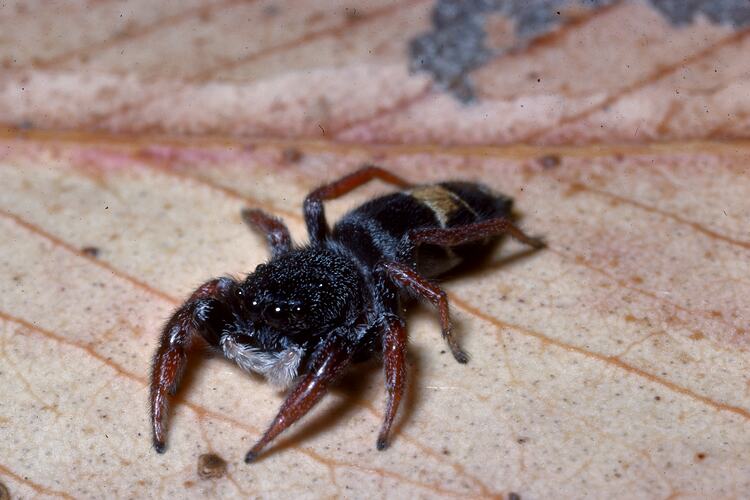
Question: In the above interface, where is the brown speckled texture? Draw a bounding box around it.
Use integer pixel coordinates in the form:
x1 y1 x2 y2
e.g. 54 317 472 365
1 1 750 499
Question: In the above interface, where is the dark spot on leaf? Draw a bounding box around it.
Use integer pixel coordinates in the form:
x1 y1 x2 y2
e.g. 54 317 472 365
282 148 304 164
537 154 561 169
344 7 362 23
16 120 34 130
263 4 280 17
81 246 101 258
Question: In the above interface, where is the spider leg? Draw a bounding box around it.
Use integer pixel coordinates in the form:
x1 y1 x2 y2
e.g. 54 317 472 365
376 314 407 450
382 218 544 363
245 330 357 463
241 208 292 258
380 261 468 364
150 277 237 453
405 217 546 253
304 165 412 243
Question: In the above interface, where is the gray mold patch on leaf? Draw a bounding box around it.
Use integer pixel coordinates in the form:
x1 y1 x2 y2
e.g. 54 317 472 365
649 0 750 27
408 0 617 102
409 0 750 103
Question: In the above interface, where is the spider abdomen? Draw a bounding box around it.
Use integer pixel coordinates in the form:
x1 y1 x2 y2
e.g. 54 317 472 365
332 182 513 276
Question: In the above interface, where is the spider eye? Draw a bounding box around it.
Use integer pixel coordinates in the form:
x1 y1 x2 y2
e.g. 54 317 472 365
263 303 286 324
247 298 263 320
289 302 306 321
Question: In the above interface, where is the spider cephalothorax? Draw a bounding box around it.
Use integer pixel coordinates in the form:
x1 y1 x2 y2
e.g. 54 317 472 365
241 247 365 333
150 166 544 462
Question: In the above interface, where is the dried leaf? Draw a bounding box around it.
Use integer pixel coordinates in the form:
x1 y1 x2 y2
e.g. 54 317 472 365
2 1 750 498
2 139 750 498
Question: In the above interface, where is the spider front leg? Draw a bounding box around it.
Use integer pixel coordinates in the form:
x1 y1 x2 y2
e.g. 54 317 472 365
304 165 411 243
150 277 238 453
245 330 358 463
377 314 407 450
380 261 468 364
241 208 292 258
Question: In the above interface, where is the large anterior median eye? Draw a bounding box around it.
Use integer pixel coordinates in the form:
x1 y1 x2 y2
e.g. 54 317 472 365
261 301 306 328
263 303 287 326
289 301 306 322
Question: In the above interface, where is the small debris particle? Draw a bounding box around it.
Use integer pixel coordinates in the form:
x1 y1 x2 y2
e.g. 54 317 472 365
696 452 706 461
537 154 561 169
654 396 661 401
198 453 227 480
344 6 362 22
508 493 521 500
81 246 101 258
0 481 9 500
282 147 304 164
517 437 528 444
441 448 450 455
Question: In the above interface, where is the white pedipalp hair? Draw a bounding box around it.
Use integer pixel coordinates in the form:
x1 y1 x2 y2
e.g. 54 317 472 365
221 336 304 389
193 300 213 323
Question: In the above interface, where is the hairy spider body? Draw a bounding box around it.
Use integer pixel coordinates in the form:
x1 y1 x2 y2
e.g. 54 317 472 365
150 166 544 463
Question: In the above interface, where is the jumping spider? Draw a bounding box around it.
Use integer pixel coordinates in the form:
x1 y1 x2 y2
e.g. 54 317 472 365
150 166 544 462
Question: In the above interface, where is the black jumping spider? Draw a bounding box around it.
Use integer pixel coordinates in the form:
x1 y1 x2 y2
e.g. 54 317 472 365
150 166 544 462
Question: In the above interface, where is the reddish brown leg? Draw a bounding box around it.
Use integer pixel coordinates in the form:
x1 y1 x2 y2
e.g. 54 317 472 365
304 165 411 243
241 208 292 258
380 261 468 364
409 218 545 250
150 277 237 453
245 332 357 463
377 315 407 450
